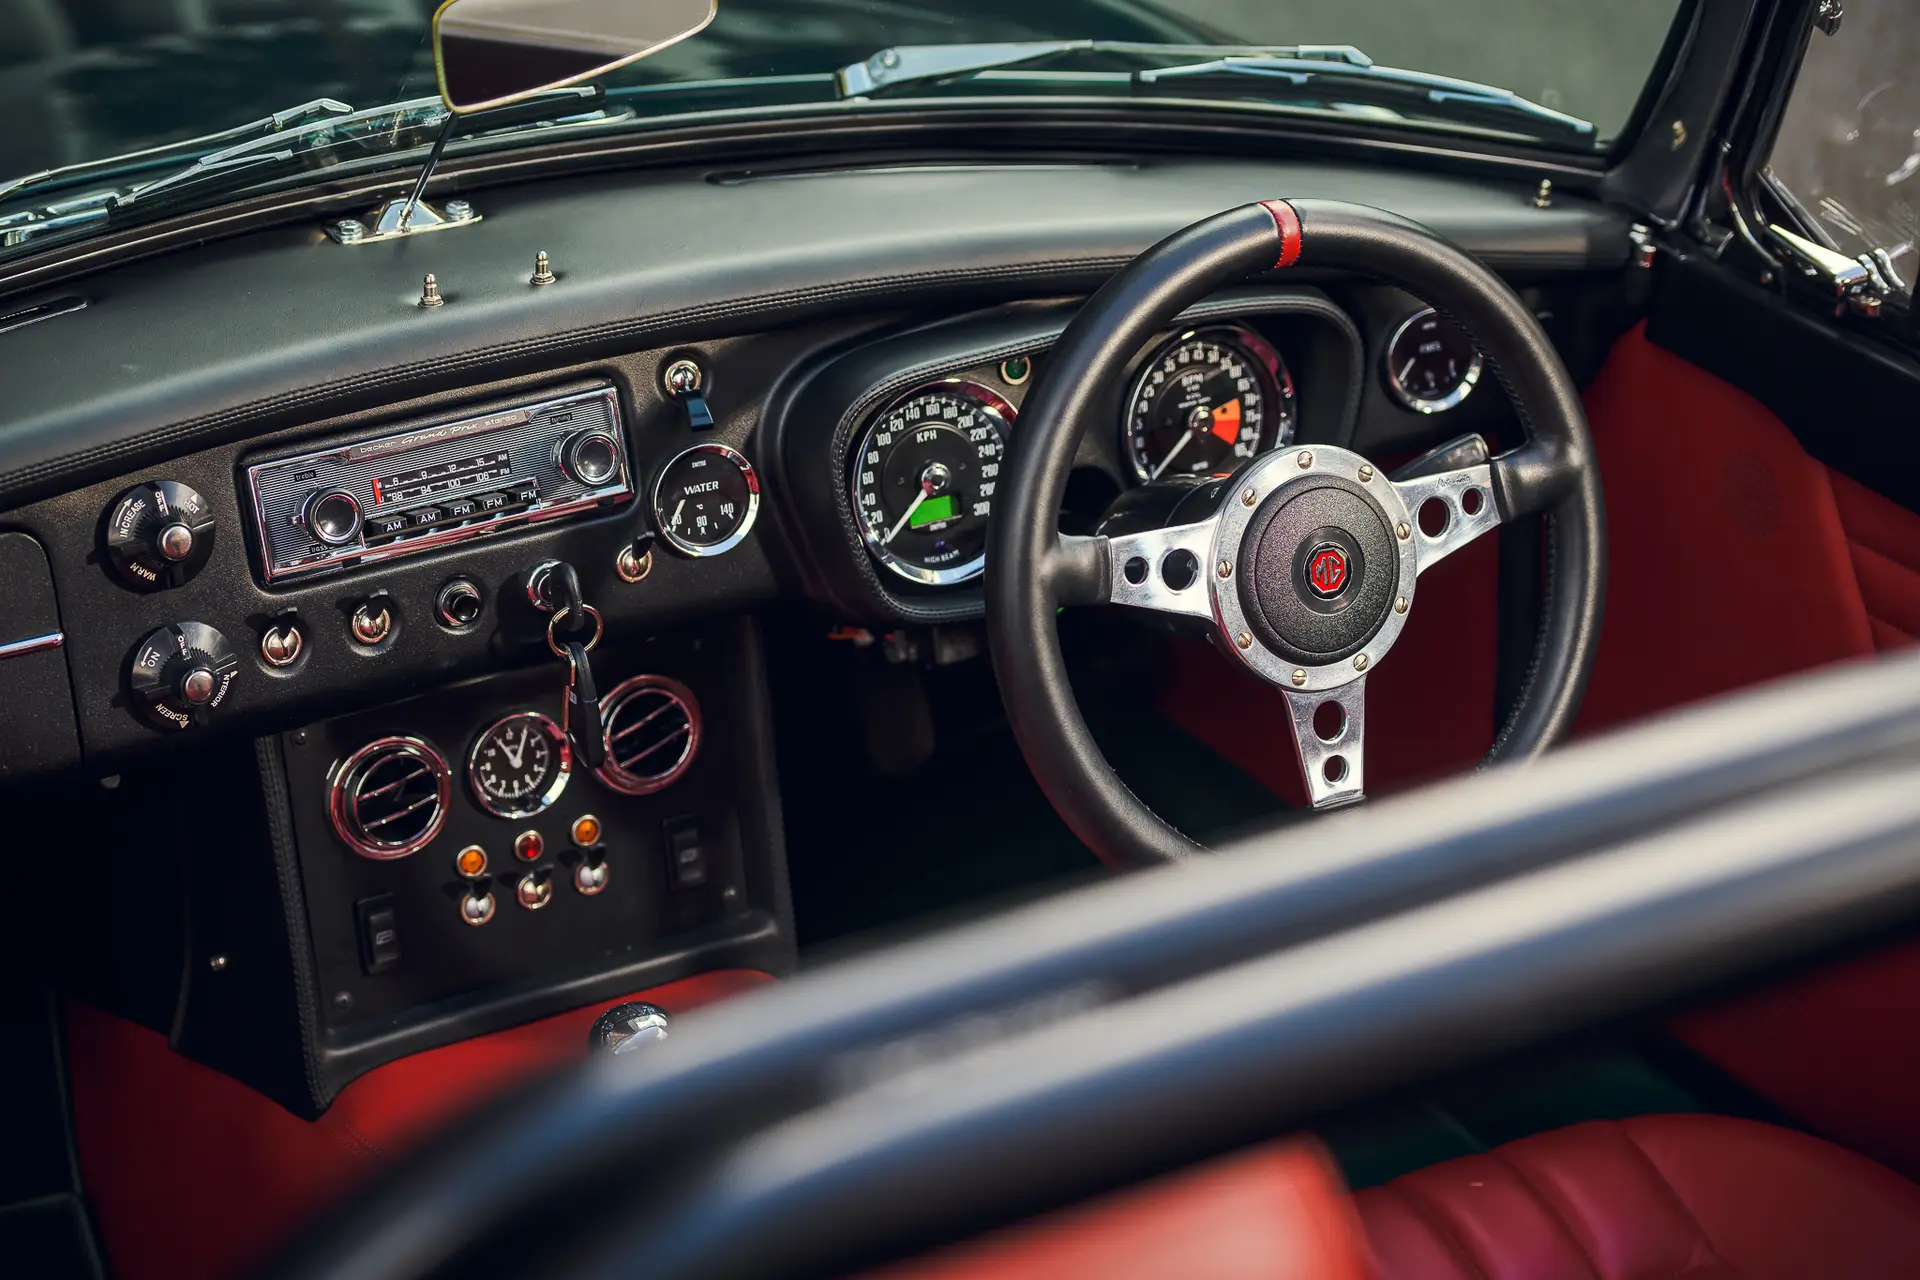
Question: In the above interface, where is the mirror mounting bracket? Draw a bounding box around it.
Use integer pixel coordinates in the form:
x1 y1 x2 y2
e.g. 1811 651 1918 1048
327 113 480 245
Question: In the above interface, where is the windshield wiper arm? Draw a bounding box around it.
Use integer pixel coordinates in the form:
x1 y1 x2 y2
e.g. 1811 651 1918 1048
837 41 1366 98
836 41 1594 146
1133 55 1594 144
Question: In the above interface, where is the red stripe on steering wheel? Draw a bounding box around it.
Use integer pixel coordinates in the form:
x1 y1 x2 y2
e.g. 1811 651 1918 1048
1260 200 1303 269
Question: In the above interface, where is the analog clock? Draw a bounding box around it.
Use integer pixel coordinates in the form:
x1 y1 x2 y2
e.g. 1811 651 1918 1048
467 711 571 818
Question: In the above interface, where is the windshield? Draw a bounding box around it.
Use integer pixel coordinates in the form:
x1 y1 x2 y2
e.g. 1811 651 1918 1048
2 0 1685 196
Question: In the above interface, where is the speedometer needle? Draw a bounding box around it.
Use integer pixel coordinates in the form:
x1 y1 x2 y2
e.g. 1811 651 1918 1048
1149 430 1194 480
884 485 930 546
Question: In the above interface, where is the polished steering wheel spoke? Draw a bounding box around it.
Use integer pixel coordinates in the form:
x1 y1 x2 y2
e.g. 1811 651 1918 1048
1102 519 1219 620
1283 676 1365 809
1390 462 1502 576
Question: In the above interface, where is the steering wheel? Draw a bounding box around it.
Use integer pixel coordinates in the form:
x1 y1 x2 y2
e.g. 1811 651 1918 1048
987 200 1605 866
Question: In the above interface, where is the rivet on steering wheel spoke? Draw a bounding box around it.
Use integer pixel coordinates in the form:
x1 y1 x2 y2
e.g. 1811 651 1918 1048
1397 521 1411 540
1395 596 1409 614
1359 464 1374 482
1241 487 1257 507
1291 668 1307 686
1354 653 1370 672
1297 450 1313 468
1235 631 1253 650
1217 559 1232 579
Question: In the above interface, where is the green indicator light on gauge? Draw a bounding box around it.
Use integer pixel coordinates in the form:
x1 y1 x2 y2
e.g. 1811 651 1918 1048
910 494 958 528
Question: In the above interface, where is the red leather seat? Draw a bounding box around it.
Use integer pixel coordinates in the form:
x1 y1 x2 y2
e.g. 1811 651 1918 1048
1358 1115 1920 1278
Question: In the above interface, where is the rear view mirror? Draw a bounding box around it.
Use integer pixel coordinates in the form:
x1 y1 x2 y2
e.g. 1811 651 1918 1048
434 0 717 114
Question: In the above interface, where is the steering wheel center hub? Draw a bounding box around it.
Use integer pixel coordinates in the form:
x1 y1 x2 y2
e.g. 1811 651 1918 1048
1236 476 1398 664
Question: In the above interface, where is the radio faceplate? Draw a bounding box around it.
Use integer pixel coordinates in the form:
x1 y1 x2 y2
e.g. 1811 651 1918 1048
245 386 632 584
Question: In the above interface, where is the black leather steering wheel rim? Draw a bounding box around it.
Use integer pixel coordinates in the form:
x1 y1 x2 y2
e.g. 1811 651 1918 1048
986 200 1606 867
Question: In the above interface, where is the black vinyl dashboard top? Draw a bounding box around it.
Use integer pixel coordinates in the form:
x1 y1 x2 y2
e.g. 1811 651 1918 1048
0 157 1629 512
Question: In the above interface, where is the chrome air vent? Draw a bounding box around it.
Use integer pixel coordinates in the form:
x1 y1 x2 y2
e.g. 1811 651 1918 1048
328 736 452 859
594 676 701 795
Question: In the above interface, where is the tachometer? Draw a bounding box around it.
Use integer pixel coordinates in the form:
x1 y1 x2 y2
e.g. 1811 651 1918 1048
851 380 1013 585
1124 326 1292 484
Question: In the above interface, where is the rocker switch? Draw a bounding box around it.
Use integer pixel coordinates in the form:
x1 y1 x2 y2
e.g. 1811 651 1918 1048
663 817 707 889
355 894 401 975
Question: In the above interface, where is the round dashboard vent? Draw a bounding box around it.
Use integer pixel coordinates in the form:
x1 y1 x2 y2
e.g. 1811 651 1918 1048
328 736 452 860
595 675 701 795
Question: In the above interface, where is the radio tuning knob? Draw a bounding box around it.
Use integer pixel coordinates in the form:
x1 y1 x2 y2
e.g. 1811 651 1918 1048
128 622 239 730
557 430 621 488
105 481 216 588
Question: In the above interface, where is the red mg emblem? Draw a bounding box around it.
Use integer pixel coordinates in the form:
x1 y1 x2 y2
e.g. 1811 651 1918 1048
1306 544 1349 598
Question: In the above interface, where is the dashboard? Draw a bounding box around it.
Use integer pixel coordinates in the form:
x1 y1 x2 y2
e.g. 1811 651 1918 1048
0 155 1631 1104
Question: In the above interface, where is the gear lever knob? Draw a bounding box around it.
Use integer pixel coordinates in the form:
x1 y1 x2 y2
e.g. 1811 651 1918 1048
588 1002 671 1057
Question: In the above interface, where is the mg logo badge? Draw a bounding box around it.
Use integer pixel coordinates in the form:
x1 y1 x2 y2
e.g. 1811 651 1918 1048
1306 543 1349 598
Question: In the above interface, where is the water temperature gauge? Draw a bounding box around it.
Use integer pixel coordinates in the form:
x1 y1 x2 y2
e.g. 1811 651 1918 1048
652 443 760 557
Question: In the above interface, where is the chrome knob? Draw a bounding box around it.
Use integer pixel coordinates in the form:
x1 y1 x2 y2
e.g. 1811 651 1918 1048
558 430 620 487
588 1002 670 1056
156 523 196 562
304 489 363 546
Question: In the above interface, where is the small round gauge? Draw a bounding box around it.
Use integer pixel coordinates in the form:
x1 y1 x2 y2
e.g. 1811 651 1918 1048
851 379 1014 586
1385 308 1483 413
1125 325 1293 484
653 443 760 557
468 712 571 819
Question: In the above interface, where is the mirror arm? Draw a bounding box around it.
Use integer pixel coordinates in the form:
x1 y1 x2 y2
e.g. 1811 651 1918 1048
397 113 457 234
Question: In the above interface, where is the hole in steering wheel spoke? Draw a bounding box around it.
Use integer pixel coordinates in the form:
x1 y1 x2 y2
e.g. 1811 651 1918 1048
1122 555 1149 586
1323 755 1349 784
1159 549 1199 592
1418 497 1451 537
1312 701 1345 742
1461 487 1485 517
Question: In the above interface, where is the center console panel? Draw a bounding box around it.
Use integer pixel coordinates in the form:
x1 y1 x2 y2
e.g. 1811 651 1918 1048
266 617 793 1106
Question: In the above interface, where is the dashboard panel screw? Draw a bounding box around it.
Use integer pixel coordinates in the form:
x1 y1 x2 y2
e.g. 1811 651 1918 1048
1216 559 1232 579
530 250 556 286
1235 631 1252 650
1290 668 1307 686
1397 521 1411 540
1394 596 1408 614
1296 450 1313 468
1240 487 1257 507
1533 179 1553 209
1358 465 1374 482
332 992 353 1012
418 274 444 308
333 218 366 243
1354 653 1370 671
1670 120 1687 150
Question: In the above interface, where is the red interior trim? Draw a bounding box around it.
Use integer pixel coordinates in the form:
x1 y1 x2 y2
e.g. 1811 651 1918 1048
1260 199 1303 269
868 1140 1370 1280
67 970 773 1280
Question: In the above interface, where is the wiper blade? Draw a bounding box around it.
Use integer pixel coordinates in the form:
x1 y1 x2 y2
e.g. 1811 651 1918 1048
1134 54 1595 145
0 98 355 208
837 41 1362 97
836 41 1595 146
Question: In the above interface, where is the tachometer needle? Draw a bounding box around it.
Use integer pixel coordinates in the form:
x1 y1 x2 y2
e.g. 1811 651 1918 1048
884 487 929 545
1150 430 1194 480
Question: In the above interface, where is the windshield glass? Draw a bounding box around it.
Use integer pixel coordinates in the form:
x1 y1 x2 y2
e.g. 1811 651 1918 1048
2 0 1684 194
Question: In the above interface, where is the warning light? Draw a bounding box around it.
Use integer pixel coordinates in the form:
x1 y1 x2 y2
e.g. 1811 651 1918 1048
1209 399 1243 444
455 845 488 878
571 815 604 849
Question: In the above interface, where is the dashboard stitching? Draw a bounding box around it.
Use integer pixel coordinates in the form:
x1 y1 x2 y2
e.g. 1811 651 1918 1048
0 254 1137 511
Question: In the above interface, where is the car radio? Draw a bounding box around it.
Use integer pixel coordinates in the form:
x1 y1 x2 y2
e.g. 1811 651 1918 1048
244 385 633 584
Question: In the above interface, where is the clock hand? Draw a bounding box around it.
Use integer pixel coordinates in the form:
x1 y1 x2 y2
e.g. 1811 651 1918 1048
502 726 527 770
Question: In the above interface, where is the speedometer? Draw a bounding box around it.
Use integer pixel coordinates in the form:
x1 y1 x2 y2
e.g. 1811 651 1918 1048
1124 326 1292 484
851 380 1013 586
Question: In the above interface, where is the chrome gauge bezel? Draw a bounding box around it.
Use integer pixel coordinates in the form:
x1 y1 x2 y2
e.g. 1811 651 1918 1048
1123 323 1295 485
466 711 572 819
651 442 761 558
1384 307 1484 414
850 377 1017 587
